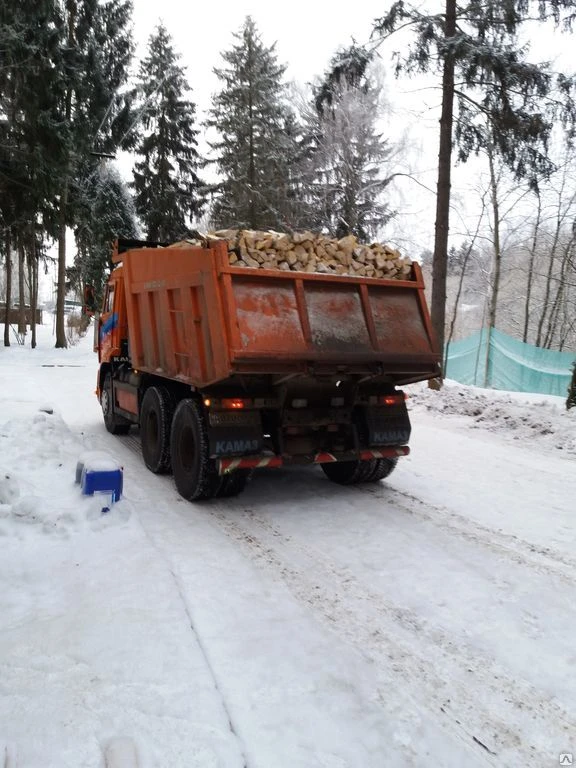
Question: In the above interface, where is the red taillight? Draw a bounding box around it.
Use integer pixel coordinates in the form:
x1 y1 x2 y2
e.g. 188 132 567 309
377 393 406 406
221 398 252 410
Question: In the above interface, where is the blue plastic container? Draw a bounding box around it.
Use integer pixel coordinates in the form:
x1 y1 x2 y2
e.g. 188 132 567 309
81 467 123 503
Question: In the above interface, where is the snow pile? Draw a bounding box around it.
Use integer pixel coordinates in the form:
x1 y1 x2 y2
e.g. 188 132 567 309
0 404 129 537
406 380 576 455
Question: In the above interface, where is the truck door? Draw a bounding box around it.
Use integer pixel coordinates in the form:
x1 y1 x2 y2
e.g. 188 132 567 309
98 282 120 363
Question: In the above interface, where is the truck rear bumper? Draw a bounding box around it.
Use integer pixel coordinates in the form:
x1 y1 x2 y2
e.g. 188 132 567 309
218 445 409 474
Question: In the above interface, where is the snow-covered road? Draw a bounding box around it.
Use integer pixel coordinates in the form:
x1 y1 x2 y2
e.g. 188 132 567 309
1 325 575 767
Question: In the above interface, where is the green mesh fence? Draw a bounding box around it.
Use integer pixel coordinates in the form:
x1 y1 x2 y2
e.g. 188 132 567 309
445 328 575 397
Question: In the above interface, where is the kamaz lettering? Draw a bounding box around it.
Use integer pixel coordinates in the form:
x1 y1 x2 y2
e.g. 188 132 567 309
372 430 409 444
214 439 259 454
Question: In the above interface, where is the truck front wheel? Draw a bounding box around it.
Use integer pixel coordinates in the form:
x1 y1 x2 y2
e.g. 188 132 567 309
101 373 131 435
321 457 398 485
140 386 175 474
170 399 222 501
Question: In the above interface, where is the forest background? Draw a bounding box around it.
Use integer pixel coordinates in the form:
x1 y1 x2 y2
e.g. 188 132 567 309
1 0 576 368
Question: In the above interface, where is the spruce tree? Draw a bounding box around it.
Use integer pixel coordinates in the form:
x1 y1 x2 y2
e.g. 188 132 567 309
207 16 293 231
54 0 134 348
132 23 204 242
74 163 138 307
0 0 67 346
303 52 396 241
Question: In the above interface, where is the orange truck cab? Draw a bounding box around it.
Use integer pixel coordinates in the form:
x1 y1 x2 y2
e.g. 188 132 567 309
96 237 440 500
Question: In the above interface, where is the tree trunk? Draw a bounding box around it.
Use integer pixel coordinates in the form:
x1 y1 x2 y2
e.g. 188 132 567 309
535 219 560 348
18 235 26 337
522 191 541 343
487 144 502 332
55 0 76 349
248 67 256 225
29 225 38 348
535 186 566 347
559 316 576 351
544 237 573 348
445 199 486 373
3 233 12 347
55 183 69 348
484 145 503 388
430 0 456 388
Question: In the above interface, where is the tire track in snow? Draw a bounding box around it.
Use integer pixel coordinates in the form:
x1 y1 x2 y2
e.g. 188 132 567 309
114 433 574 764
166 566 249 768
208 506 576 768
103 737 139 768
3 744 17 768
106 434 249 768
360 484 576 586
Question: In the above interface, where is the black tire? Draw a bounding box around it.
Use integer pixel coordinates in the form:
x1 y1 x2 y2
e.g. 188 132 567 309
367 457 398 482
215 470 251 498
140 386 175 474
101 373 131 435
321 460 368 485
321 457 397 485
170 399 222 501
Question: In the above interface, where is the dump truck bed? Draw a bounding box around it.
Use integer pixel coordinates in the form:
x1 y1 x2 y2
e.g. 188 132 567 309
116 239 440 387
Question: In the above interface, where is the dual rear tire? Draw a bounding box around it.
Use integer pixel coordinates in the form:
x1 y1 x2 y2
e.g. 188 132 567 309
167 398 249 500
140 386 175 474
321 457 398 485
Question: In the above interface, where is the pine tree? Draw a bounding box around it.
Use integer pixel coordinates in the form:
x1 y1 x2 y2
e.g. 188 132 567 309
73 162 138 306
302 53 396 241
132 23 204 241
54 0 134 348
207 16 293 231
0 0 67 346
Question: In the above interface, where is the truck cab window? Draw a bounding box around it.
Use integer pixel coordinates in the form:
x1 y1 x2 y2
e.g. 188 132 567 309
105 285 115 314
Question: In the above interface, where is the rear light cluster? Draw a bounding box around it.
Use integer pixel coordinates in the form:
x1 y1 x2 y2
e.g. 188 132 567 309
204 397 252 410
204 396 278 410
203 394 405 410
368 393 407 406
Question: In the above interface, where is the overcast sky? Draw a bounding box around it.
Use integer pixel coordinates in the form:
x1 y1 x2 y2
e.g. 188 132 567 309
131 0 389 106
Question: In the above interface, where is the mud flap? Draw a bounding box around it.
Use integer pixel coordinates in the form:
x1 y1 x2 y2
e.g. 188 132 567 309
364 403 411 446
208 409 264 458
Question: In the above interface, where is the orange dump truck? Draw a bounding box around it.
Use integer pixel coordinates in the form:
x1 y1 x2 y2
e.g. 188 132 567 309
96 237 440 500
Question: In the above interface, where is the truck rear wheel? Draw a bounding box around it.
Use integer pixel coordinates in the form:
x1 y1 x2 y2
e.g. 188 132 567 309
321 457 397 485
215 470 251 498
364 458 398 482
101 373 131 435
170 399 222 501
140 386 175 474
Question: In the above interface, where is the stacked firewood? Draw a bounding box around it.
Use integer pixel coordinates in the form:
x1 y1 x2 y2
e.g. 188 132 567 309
168 229 413 280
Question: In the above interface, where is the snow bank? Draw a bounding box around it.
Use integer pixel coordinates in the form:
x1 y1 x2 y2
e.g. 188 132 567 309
406 379 576 456
0 404 129 537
